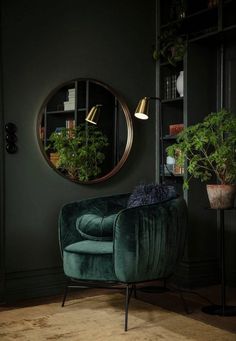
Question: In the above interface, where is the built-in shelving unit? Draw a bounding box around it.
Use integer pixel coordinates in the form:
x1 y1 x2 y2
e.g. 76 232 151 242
157 0 236 286
157 0 236 188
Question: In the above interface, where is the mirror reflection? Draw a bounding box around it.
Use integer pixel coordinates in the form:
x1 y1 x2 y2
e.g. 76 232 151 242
38 79 133 183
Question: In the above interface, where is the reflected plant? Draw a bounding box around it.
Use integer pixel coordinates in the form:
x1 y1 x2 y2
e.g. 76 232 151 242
47 123 109 181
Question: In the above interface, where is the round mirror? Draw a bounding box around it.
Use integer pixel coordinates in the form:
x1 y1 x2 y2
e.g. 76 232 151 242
37 79 133 183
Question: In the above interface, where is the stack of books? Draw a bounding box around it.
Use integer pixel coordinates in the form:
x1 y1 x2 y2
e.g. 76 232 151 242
64 88 75 111
164 74 177 100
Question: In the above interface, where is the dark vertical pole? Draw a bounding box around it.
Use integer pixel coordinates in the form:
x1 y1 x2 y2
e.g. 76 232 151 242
159 100 165 184
74 80 78 126
220 43 224 109
155 0 161 185
218 0 223 32
220 209 225 315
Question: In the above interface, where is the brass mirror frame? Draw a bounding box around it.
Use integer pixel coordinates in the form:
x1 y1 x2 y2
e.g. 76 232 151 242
37 78 133 184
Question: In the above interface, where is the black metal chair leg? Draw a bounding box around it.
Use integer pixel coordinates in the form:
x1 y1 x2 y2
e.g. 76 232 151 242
128 285 133 304
61 282 69 307
125 284 131 331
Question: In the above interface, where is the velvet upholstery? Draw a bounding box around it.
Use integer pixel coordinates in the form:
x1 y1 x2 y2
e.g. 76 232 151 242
59 193 187 284
59 193 129 253
64 241 117 281
127 183 178 208
114 198 187 283
76 213 117 241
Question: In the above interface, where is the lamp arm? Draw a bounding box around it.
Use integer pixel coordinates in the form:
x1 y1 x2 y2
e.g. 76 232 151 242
149 96 162 102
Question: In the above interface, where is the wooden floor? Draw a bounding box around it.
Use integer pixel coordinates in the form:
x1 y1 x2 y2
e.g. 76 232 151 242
137 283 236 334
1 283 236 335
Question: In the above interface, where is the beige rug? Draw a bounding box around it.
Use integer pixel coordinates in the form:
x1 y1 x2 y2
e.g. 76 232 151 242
0 293 235 340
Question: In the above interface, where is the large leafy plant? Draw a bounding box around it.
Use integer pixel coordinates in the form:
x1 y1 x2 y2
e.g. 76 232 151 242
167 109 236 189
48 123 109 181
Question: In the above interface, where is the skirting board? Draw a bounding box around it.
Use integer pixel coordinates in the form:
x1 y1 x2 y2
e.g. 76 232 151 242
175 258 236 288
174 259 219 288
3 266 66 303
2 260 236 303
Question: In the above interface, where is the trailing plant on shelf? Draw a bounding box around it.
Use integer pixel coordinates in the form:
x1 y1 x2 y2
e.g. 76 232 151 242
153 26 186 66
167 109 236 208
47 123 109 182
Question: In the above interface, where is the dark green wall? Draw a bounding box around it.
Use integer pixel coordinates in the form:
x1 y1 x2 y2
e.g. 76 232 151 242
0 0 156 300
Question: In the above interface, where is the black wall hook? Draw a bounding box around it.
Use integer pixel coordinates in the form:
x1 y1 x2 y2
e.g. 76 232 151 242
5 122 17 154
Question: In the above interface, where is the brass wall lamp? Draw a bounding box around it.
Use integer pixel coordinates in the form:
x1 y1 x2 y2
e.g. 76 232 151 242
134 96 165 183
134 96 161 119
85 104 103 125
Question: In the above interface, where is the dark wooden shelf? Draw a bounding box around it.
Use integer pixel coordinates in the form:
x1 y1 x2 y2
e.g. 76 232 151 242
223 24 236 33
160 61 184 68
163 173 184 178
188 6 218 20
160 17 185 30
189 28 218 43
46 110 75 115
160 6 218 31
162 135 178 141
162 97 183 104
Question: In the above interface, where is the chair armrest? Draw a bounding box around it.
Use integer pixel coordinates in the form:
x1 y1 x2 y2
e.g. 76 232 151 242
113 197 187 283
58 201 83 256
58 193 130 255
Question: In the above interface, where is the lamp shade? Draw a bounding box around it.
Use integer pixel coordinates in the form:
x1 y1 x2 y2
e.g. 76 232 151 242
134 97 149 120
85 104 102 125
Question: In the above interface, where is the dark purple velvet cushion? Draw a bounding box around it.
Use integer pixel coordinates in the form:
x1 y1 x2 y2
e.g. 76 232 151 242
127 184 178 208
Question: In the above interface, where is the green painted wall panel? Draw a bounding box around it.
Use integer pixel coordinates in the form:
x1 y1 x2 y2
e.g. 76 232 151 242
1 0 156 299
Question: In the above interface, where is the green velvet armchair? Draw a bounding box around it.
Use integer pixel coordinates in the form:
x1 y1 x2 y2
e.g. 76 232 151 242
59 193 187 331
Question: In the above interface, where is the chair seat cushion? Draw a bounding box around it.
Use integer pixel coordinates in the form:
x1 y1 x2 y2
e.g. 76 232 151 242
63 241 117 282
76 213 117 241
64 240 114 254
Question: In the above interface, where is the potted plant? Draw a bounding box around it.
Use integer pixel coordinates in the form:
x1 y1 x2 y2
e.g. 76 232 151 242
167 109 236 208
153 26 186 66
47 123 109 182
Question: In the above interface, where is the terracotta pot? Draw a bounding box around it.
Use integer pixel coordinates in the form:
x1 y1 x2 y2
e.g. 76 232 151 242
206 184 236 209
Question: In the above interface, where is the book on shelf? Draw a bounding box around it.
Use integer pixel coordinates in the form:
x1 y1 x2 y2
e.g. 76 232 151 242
64 88 76 110
164 74 178 100
66 119 75 129
64 102 75 110
66 119 76 137
67 88 75 98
